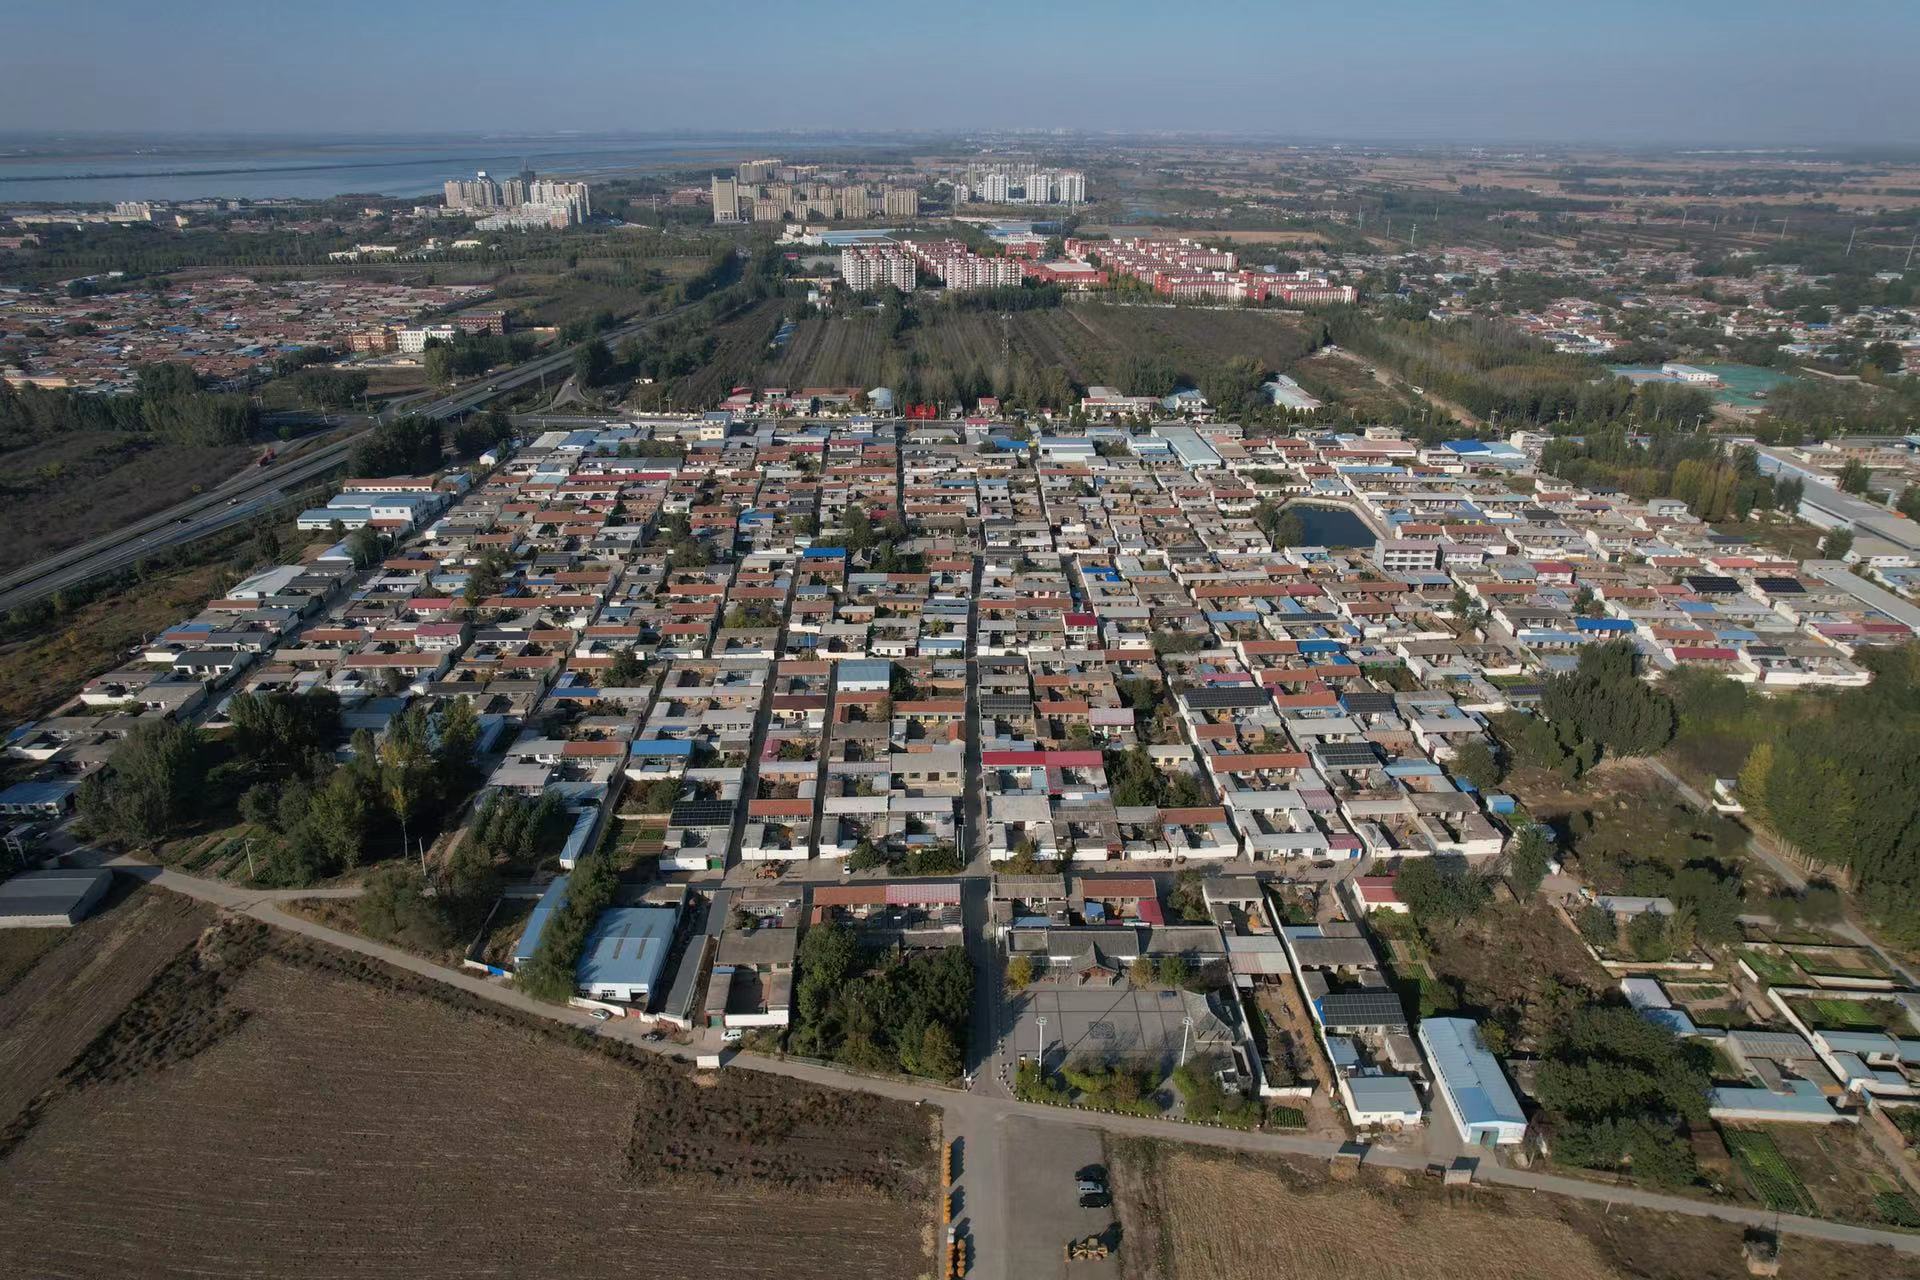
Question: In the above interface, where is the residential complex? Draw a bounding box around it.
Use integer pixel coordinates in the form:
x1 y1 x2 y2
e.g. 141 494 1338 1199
713 167 918 225
955 164 1086 206
443 169 592 229
838 246 918 293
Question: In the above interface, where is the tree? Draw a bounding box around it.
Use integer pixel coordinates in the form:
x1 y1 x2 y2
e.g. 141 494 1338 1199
1819 528 1854 560
345 524 385 569
357 864 451 951
1396 857 1492 925
1838 460 1872 495
1539 641 1674 761
847 838 889 872
1578 904 1617 948
1004 955 1035 992
78 720 209 844
1506 824 1557 895
606 648 645 687
463 545 512 607
573 338 613 388
1799 882 1845 923
1450 739 1502 791
228 688 341 771
378 708 437 864
918 1022 961 1080
1627 911 1672 962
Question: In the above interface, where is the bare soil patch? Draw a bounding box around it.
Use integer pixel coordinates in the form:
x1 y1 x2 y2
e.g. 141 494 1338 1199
0 902 937 1279
0 880 213 1140
1109 1141 1920 1280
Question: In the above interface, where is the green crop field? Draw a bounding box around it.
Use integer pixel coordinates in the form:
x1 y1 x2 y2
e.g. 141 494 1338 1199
1739 948 1801 985
1724 1129 1815 1214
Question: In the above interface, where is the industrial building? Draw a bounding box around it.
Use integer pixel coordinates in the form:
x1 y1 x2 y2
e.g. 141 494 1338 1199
1419 1017 1529 1146
0 868 113 928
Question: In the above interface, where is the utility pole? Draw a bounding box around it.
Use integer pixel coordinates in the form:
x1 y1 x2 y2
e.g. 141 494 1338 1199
1906 231 1917 271
1845 224 1857 256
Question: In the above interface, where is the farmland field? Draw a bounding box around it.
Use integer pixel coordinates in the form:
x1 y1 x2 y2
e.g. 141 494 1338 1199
0 881 215 1145
656 297 786 408
0 887 937 1279
769 302 1320 399
1725 1128 1816 1214
1108 1140 1920 1280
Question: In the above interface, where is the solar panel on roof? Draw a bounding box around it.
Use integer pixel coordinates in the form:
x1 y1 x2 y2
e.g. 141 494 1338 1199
1316 743 1381 768
1182 687 1270 710
980 695 1034 715
669 801 737 828
1318 991 1408 1028
1754 577 1805 594
1340 692 1395 714
1685 575 1741 594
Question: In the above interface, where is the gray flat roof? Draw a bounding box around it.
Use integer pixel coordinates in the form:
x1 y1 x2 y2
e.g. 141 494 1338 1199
0 867 112 916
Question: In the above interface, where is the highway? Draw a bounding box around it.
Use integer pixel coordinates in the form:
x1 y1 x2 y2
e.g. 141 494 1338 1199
0 303 691 617
0 433 363 616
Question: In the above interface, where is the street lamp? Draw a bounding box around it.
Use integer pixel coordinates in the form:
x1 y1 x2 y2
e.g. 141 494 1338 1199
1035 1015 1047 1069
1179 1015 1195 1068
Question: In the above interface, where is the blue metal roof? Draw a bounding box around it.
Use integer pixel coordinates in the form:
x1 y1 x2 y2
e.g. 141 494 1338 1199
513 875 571 965
1575 618 1634 632
575 905 678 994
1421 1017 1525 1131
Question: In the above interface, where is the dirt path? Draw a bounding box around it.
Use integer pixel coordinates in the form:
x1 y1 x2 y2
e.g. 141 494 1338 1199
1323 345 1483 428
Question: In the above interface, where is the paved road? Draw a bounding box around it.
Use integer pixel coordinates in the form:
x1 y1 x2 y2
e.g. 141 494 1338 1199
0 434 361 614
1 302 701 615
77 851 1920 1263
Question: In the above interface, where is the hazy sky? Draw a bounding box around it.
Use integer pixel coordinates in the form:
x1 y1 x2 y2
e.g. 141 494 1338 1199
6 0 1917 145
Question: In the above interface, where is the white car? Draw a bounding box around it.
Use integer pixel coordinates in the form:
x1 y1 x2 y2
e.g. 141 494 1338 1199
721 1028 744 1043
589 1009 612 1022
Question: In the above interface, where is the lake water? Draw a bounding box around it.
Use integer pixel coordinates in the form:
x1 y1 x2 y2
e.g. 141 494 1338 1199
0 134 789 203
1289 503 1374 549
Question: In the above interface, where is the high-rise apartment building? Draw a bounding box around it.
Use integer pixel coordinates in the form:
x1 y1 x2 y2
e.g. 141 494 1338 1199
712 175 741 223
839 247 917 292
881 187 920 219
444 169 592 226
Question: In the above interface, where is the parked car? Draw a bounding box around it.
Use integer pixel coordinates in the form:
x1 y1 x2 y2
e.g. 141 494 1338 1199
722 1028 744 1043
589 1009 612 1022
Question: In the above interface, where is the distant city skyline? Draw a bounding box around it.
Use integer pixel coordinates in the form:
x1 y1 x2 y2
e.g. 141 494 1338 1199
5 0 1918 147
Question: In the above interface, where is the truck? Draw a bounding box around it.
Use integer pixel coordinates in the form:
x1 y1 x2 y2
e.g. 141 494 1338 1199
257 448 277 467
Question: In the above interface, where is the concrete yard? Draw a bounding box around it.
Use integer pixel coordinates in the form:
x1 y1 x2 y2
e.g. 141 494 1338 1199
999 1115 1122 1280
